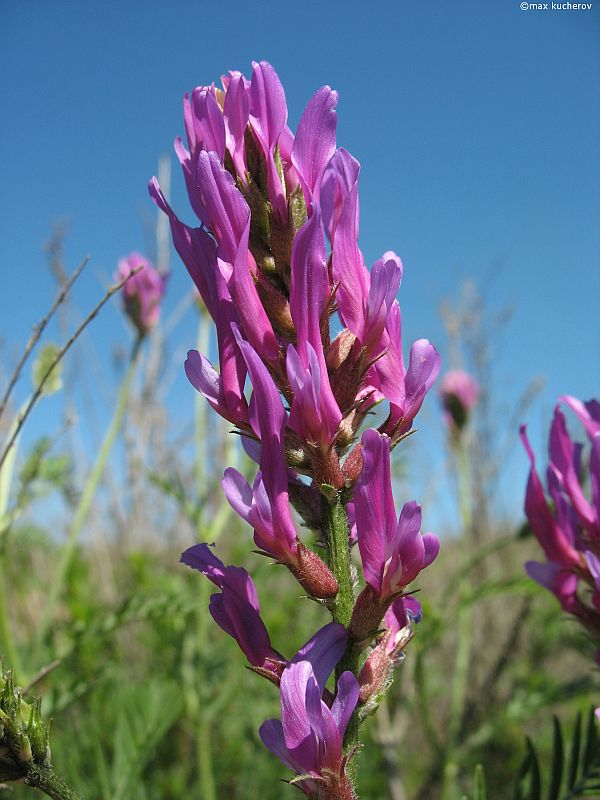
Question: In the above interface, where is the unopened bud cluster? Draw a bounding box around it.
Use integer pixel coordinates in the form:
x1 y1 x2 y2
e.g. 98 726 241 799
0 666 51 783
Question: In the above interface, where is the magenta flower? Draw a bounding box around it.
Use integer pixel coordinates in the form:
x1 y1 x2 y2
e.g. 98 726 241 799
180 543 285 683
115 253 165 336
522 395 600 644
439 369 480 433
259 623 359 799
354 429 439 601
375 315 441 441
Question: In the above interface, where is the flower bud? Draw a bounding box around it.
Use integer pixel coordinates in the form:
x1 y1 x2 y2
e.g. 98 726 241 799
439 370 479 434
116 252 166 337
288 541 339 599
348 584 388 645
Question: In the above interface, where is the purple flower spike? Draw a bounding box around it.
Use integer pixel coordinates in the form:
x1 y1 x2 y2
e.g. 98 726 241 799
115 252 166 337
259 623 359 798
181 544 284 679
354 429 439 600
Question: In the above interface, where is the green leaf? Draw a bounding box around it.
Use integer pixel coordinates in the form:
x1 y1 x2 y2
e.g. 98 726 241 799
548 716 564 800
32 342 63 396
582 706 598 774
567 712 582 789
472 764 487 800
526 737 541 800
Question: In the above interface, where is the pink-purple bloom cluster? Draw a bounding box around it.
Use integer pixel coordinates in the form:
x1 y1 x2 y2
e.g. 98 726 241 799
115 252 166 337
439 369 479 434
159 61 441 797
522 395 600 656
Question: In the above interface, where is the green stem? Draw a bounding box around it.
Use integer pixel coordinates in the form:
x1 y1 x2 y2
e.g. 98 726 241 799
0 401 28 679
441 436 473 800
321 493 361 787
0 551 22 678
322 494 354 631
24 764 83 800
37 336 143 647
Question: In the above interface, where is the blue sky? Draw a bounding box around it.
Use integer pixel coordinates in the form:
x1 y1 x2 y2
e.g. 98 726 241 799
1 0 599 528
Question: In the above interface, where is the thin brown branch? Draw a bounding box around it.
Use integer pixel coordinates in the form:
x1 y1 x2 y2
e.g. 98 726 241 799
22 659 62 694
0 267 142 472
0 256 90 422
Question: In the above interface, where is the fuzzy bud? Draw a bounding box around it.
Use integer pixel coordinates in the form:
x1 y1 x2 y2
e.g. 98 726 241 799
348 584 389 645
288 541 339 599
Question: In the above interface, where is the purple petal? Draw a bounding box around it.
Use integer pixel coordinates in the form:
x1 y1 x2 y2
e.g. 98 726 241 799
331 167 369 337
290 206 329 361
148 177 217 317
291 86 338 204
281 659 315 750
249 61 287 218
191 86 226 158
521 425 581 567
196 150 249 264
330 671 359 741
549 407 596 529
223 72 250 178
321 148 360 245
259 719 299 773
422 532 441 568
222 467 253 522
560 395 600 438
354 429 396 593
291 622 347 693
585 550 600 588
180 543 226 587
362 253 403 354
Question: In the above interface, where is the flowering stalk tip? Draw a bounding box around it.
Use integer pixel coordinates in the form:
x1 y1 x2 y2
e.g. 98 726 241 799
160 59 442 797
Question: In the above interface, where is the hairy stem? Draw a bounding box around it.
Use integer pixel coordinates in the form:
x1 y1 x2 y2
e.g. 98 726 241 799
322 494 354 630
322 493 361 787
24 764 83 800
38 335 143 647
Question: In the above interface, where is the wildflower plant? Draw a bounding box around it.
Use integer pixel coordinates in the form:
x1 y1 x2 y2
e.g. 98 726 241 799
153 61 441 797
